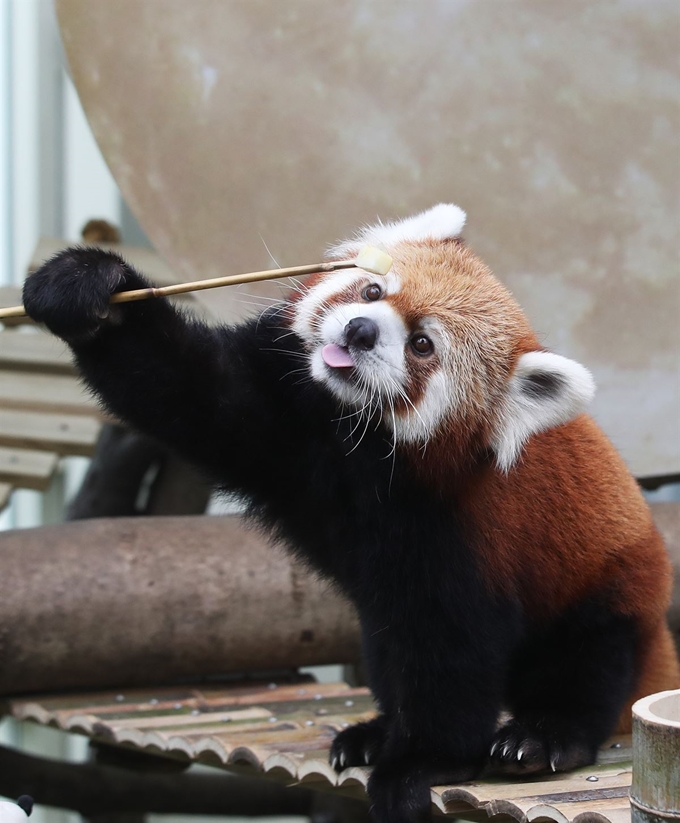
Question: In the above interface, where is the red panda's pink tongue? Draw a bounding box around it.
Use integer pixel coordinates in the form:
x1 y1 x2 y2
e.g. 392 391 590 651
322 344 355 368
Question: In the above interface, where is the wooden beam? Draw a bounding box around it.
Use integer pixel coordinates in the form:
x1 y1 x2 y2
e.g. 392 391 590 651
0 408 101 455
0 370 101 416
0 330 75 374
0 446 58 490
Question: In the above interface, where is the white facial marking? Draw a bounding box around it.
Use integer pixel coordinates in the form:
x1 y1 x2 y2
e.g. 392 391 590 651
289 204 478 447
388 369 454 443
384 270 401 295
294 278 461 443
312 300 409 406
291 271 364 343
386 317 463 443
492 351 596 472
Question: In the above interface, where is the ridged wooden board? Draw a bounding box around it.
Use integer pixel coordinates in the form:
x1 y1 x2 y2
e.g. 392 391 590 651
3 681 633 821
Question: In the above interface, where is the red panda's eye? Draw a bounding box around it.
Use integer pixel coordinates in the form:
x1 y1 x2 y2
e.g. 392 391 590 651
362 284 382 302
411 335 434 356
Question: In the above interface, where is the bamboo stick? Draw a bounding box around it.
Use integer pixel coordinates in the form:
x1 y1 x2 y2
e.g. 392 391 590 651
0 259 357 321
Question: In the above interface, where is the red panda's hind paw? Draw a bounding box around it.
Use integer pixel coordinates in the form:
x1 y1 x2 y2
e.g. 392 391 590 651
488 719 595 776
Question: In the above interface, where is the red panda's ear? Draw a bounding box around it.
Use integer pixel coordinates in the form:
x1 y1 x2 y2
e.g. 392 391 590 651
491 352 596 472
327 203 466 259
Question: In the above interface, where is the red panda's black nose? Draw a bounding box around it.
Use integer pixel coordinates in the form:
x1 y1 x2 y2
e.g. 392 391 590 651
345 317 379 351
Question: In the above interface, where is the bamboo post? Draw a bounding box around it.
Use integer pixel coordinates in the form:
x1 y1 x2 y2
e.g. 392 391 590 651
630 688 680 821
0 259 357 321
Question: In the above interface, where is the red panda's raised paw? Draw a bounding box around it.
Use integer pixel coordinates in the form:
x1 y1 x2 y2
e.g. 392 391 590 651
489 719 595 775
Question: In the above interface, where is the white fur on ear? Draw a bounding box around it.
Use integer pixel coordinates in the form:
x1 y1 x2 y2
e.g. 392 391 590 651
328 203 466 258
491 351 596 472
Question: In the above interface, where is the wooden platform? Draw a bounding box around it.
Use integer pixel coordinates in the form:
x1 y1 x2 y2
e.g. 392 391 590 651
3 681 633 822
0 237 205 512
0 328 101 505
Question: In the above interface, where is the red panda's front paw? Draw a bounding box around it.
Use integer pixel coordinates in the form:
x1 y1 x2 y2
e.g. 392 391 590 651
330 716 387 771
489 719 595 775
23 247 147 341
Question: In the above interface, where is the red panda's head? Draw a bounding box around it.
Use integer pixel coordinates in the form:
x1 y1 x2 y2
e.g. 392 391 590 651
290 204 595 471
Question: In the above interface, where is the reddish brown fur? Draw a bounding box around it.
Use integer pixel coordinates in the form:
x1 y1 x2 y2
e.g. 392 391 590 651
298 238 680 726
387 242 679 730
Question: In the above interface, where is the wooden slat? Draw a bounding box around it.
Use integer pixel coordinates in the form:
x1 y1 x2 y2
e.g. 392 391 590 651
0 482 11 512
0 446 58 490
0 408 101 455
0 370 100 416
6 683 632 823
0 330 75 374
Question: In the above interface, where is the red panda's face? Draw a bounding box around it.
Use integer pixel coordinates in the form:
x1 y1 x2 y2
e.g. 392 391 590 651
290 205 596 469
292 240 528 446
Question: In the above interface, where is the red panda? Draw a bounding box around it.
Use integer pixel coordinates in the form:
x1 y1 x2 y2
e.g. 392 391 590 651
22 204 680 823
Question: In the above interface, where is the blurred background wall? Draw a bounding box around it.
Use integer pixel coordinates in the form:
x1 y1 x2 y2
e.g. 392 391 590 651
57 0 680 479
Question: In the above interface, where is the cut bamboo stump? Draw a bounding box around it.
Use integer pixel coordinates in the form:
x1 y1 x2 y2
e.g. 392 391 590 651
631 689 680 821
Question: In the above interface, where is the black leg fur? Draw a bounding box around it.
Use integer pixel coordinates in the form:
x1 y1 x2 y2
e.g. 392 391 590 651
368 756 479 823
489 597 636 775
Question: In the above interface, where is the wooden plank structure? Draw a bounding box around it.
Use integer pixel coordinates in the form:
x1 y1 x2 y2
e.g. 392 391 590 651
0 237 201 513
2 681 634 822
0 328 100 509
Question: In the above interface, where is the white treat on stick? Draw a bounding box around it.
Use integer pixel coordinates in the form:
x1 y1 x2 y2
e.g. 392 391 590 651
354 245 393 276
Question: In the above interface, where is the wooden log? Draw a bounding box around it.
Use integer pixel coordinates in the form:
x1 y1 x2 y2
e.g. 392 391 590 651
65 424 168 519
630 689 680 821
66 424 210 519
144 449 211 516
0 516 360 694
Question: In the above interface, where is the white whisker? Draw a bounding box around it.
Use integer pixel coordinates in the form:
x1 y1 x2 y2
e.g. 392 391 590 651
258 233 281 269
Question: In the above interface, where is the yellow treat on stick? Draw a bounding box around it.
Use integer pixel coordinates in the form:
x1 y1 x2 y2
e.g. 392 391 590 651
354 245 393 276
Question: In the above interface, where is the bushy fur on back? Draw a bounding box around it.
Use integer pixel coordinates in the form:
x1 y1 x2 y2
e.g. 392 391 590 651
22 206 679 823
